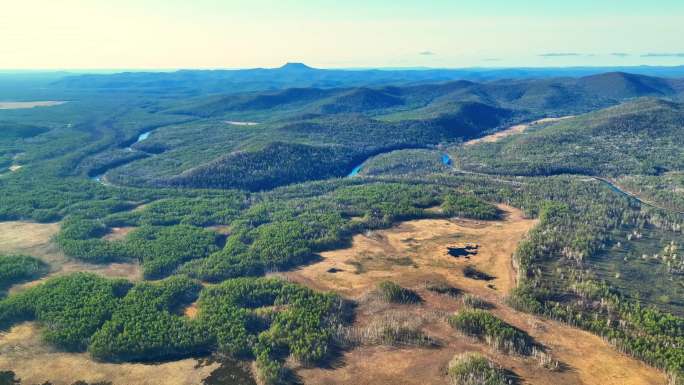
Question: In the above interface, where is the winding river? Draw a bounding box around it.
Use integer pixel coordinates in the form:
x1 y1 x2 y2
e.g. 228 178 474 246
136 131 151 142
92 130 153 183
347 165 363 177
347 151 453 177
441 153 452 166
593 177 684 215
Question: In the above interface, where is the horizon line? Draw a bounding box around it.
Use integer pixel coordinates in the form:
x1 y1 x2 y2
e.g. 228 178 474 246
2 63 684 73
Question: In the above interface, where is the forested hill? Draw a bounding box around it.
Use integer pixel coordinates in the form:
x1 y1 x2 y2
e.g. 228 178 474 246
1 66 684 385
2 69 683 193
169 71 684 119
458 98 684 177
102 72 684 191
111 105 514 191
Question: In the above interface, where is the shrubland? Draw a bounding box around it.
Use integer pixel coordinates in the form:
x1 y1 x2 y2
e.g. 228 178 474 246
448 309 535 355
375 281 422 304
447 352 512 385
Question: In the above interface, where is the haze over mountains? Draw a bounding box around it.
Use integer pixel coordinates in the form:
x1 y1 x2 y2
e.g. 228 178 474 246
45 63 684 96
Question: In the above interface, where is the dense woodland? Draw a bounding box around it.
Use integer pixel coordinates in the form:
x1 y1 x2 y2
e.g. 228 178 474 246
448 309 535 355
53 182 493 282
0 273 347 385
0 255 47 295
72 71 684 191
0 70 683 384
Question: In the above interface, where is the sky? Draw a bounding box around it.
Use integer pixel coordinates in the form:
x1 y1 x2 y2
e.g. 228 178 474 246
1 0 683 70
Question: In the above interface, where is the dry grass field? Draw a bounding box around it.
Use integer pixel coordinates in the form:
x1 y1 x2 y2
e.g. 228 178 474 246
287 205 666 385
103 226 137 241
0 221 142 294
0 323 217 385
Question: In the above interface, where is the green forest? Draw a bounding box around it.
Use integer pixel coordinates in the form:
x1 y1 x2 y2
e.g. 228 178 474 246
0 69 683 384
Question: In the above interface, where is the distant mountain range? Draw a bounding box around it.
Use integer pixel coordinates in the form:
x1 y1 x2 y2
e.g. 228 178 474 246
49 63 684 96
169 71 684 119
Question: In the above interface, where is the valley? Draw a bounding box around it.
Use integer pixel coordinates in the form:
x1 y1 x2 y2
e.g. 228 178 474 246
5 0 684 383
0 66 682 385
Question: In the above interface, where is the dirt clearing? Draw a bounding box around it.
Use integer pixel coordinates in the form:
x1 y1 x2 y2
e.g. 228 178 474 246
464 116 574 146
287 205 666 385
103 226 137 241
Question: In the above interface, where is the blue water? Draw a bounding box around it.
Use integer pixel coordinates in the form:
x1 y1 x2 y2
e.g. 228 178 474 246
137 131 151 142
124 131 152 151
348 165 362 177
92 131 154 185
442 153 452 166
348 152 451 177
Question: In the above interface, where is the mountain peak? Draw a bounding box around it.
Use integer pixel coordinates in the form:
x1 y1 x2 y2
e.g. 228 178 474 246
279 62 314 71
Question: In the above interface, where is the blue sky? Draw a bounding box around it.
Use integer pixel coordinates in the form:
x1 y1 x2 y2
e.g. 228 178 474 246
1 0 683 69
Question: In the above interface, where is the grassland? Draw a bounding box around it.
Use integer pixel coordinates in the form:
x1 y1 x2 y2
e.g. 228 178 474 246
0 221 142 297
0 323 219 385
288 206 664 385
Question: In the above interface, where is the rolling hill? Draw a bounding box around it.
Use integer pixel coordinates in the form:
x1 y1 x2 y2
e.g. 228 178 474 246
577 72 675 99
1 67 684 385
457 98 684 177
94 72 684 190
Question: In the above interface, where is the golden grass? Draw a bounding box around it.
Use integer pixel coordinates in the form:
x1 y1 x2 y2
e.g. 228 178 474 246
286 204 532 297
183 302 199 318
0 221 142 294
289 205 666 385
0 323 217 385
0 205 667 385
0 221 60 254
